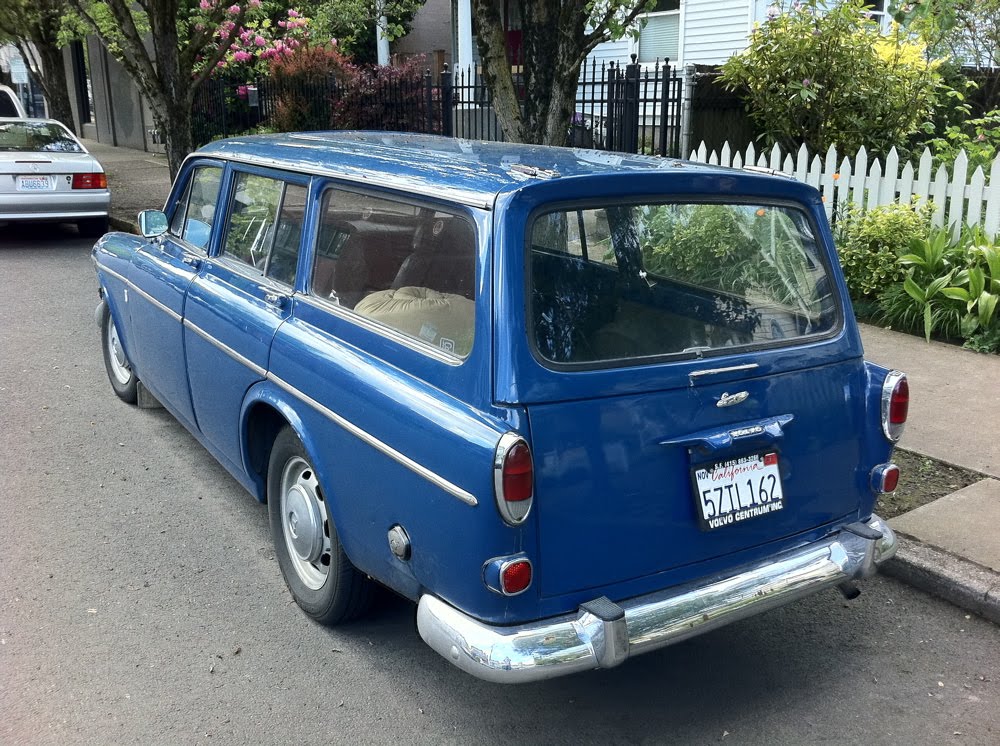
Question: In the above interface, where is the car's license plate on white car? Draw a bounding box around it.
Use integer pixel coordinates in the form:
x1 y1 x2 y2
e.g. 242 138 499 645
17 175 51 191
693 452 784 531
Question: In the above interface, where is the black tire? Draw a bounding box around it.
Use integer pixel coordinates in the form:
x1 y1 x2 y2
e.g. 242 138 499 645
267 427 373 625
100 303 138 404
78 216 109 238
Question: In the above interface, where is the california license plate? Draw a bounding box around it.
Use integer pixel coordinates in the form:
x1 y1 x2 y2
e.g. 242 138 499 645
17 175 51 191
692 452 784 531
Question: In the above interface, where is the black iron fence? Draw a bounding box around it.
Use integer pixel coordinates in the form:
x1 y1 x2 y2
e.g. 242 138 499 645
192 58 683 158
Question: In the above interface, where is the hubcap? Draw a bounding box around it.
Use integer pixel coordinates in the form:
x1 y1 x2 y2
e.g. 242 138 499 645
106 316 132 385
279 456 332 590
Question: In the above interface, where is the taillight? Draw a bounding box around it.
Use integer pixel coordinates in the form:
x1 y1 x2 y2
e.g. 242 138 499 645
493 433 533 525
72 172 107 189
483 555 533 596
881 371 908 442
500 559 532 595
871 463 900 494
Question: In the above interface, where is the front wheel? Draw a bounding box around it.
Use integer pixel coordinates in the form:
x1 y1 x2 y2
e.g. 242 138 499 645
267 427 373 625
100 304 137 404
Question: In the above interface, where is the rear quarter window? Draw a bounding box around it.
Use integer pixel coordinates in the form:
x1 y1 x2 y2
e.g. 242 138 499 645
530 201 839 365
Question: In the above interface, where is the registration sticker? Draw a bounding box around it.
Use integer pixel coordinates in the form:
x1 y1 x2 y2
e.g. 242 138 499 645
17 175 51 191
692 452 784 531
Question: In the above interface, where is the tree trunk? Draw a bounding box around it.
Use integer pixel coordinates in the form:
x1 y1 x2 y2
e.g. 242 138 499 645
470 0 646 147
32 42 75 129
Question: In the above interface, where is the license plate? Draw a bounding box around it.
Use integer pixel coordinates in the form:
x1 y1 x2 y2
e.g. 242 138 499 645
17 175 51 191
692 452 784 531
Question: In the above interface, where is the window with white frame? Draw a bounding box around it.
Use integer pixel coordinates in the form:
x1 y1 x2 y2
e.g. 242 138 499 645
637 0 681 64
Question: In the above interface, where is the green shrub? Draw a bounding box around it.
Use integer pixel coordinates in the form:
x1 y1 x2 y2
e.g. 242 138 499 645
835 201 933 299
719 0 949 156
876 225 1000 344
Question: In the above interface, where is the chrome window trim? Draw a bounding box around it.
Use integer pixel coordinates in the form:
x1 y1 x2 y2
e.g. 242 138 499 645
266 371 479 507
208 149 494 210
183 318 267 377
296 294 465 367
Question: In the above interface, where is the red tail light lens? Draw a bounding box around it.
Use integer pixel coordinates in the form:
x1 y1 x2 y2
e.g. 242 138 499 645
881 371 908 442
500 559 533 595
72 172 107 189
494 433 533 525
871 463 900 494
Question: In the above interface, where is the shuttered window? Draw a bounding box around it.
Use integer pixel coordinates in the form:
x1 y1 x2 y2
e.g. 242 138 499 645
638 2 680 64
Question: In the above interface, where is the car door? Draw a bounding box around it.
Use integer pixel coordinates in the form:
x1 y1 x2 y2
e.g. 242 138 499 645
128 162 223 428
183 167 308 471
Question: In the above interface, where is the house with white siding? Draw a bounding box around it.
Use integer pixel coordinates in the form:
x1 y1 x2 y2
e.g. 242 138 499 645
393 1 892 71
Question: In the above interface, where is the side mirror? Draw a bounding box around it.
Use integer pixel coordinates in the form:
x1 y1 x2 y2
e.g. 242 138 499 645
138 209 168 238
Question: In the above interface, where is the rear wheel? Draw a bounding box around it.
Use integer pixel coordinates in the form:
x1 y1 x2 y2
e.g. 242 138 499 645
78 217 109 238
100 304 137 404
267 427 373 625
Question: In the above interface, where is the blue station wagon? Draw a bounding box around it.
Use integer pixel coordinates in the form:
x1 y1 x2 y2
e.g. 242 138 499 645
92 132 908 683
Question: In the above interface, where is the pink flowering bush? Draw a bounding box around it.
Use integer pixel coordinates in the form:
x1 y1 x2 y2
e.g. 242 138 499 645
193 2 314 79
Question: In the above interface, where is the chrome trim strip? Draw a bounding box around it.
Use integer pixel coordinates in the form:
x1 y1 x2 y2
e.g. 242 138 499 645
266 372 478 507
97 263 129 288
128 279 182 323
688 363 760 380
183 319 267 377
296 294 465 366
417 516 898 683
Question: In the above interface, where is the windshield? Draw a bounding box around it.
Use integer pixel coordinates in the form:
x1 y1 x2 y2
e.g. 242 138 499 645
530 201 839 365
0 121 83 153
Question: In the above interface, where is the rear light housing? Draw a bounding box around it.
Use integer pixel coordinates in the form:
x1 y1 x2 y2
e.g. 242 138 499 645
483 556 533 596
72 172 107 190
880 371 908 442
870 463 900 494
493 432 533 525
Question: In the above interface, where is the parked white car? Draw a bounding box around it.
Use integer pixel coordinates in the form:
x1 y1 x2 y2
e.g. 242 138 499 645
0 118 110 236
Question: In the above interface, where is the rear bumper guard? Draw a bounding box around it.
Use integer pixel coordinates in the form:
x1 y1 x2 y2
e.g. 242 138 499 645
417 516 897 683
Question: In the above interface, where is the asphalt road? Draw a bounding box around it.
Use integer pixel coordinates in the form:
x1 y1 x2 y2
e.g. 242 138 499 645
2 226 999 745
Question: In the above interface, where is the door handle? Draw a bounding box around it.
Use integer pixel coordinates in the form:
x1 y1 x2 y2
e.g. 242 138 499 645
264 292 288 308
182 256 202 270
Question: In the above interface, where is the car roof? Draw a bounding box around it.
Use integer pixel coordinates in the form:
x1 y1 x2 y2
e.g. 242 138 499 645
196 131 818 210
0 85 27 117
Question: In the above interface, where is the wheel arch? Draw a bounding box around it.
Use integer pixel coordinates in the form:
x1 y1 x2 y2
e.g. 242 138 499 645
241 381 309 503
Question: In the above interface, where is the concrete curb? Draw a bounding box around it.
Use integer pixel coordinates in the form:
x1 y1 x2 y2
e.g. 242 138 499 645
881 534 1000 625
108 215 139 235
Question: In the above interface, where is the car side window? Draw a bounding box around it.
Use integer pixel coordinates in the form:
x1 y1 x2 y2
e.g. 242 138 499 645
220 173 305 286
169 166 222 250
311 188 477 358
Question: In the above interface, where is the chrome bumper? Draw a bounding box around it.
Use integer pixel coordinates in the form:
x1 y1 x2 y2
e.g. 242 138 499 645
417 516 897 683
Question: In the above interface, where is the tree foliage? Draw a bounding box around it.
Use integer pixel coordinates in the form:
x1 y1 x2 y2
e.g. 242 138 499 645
470 1 655 146
0 0 76 128
720 0 949 156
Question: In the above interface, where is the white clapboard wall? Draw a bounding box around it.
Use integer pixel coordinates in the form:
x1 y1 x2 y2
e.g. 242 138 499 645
688 141 1000 239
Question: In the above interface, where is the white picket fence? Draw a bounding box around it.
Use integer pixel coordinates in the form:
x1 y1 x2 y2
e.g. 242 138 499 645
688 141 1000 238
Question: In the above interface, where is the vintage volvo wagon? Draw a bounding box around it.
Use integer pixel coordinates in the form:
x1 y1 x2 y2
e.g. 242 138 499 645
92 132 907 683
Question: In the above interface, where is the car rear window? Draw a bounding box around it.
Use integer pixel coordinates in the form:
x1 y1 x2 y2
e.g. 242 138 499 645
0 121 82 152
530 201 839 365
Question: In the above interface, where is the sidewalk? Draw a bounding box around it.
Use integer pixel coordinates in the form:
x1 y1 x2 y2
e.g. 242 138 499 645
85 139 1000 624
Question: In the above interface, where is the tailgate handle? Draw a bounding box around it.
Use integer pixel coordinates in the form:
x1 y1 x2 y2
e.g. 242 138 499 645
661 414 794 456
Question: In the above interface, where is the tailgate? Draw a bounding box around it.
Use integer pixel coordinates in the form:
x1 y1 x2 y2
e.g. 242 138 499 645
527 358 867 597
